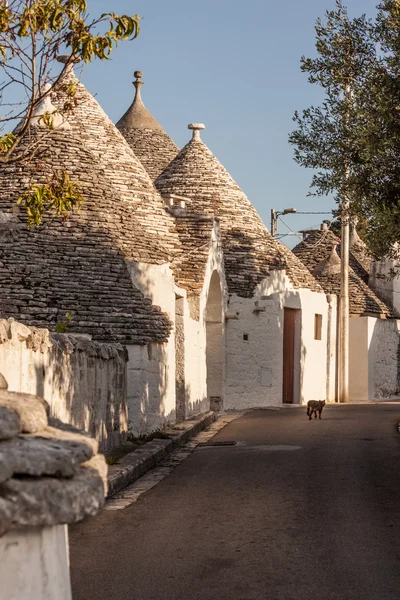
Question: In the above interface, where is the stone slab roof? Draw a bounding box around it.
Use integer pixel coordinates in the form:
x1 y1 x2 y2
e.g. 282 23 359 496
0 130 172 344
116 72 179 181
0 376 106 536
53 65 177 263
292 229 397 317
155 128 323 297
171 213 216 294
119 128 179 183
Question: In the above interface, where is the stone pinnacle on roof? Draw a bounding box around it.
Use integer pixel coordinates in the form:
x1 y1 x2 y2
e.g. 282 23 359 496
188 123 205 140
155 125 323 296
117 70 164 132
52 62 176 263
56 54 82 76
116 70 179 181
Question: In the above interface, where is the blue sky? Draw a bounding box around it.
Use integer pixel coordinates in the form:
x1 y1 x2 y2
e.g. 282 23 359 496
82 1 379 247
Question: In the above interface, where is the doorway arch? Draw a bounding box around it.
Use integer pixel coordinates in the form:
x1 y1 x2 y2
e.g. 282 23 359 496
206 270 224 410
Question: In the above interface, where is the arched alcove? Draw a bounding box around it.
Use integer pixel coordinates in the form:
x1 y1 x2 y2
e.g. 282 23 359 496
206 270 224 410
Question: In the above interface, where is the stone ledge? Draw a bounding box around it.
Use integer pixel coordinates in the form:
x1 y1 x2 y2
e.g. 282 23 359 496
107 411 216 498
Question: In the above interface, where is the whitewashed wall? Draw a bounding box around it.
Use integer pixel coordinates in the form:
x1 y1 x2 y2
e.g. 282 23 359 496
128 221 227 427
198 227 227 411
125 342 171 435
370 318 400 398
349 316 400 400
0 319 128 452
127 262 177 426
349 317 369 400
369 256 400 315
225 271 329 409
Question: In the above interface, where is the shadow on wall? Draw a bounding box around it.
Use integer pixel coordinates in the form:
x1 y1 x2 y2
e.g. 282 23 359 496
127 341 172 437
0 320 128 454
0 138 177 449
368 318 400 399
32 336 128 453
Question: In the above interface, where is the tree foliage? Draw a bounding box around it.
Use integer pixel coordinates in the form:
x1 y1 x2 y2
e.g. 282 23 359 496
0 0 140 226
289 0 400 259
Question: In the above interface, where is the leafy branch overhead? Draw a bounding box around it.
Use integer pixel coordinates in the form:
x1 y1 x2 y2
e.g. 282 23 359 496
17 169 84 228
0 0 140 226
289 0 400 259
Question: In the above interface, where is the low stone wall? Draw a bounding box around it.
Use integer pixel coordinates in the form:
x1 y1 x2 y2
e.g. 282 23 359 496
0 319 128 452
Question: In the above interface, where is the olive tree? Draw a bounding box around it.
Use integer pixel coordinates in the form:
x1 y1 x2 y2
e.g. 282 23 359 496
0 0 140 225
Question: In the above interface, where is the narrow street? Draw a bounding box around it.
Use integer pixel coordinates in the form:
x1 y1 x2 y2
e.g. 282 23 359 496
70 404 400 600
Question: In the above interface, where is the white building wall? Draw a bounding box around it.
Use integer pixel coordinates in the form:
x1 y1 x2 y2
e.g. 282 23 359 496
126 343 171 435
349 316 400 400
127 262 176 430
369 256 400 314
295 289 329 403
199 228 227 411
349 317 369 400
225 271 329 409
368 317 400 399
127 222 227 430
225 293 283 408
184 316 208 416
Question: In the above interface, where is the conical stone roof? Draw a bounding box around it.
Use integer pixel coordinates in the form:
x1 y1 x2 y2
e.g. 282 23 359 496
53 60 176 262
0 126 172 343
292 228 397 317
116 71 179 181
155 125 322 297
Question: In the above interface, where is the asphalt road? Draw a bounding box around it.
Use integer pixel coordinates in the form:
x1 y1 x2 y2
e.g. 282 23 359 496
70 404 400 600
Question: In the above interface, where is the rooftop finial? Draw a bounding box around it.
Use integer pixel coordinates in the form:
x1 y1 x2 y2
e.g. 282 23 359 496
188 123 205 141
133 70 144 99
56 54 81 75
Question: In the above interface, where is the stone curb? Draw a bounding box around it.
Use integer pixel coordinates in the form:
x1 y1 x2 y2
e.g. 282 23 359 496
107 411 216 498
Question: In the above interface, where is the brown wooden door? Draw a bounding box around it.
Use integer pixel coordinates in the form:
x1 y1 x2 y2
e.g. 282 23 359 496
283 308 296 404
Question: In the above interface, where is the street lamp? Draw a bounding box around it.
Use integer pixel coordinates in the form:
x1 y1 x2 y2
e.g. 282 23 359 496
270 207 297 237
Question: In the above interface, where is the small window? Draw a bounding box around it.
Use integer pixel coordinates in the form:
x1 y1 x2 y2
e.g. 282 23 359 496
243 334 249 341
314 314 322 340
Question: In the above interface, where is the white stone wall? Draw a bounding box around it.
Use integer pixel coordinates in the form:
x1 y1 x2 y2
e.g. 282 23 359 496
349 317 370 400
126 343 171 435
127 261 176 426
369 256 400 314
127 222 227 428
369 317 400 399
0 320 128 452
184 316 208 416
0 525 72 600
225 271 329 409
349 316 400 400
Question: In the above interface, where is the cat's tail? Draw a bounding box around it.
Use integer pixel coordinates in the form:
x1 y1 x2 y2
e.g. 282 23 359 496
306 407 310 416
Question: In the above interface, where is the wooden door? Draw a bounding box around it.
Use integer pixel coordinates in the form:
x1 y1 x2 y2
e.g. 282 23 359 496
283 308 296 404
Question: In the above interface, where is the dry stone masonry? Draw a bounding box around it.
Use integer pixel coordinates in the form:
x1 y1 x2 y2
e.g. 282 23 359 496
292 227 397 317
155 124 322 298
0 375 107 537
0 129 172 343
116 71 180 181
